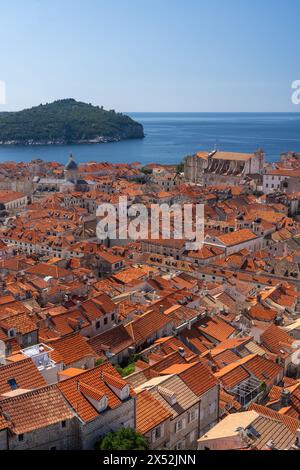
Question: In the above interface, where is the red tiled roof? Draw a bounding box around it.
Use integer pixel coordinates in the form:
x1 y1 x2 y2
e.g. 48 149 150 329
195 317 236 343
48 332 95 365
79 382 106 401
242 355 282 386
248 304 277 322
136 390 171 434
81 293 116 321
0 385 74 434
26 263 71 279
215 364 250 388
249 403 300 434
214 229 258 247
0 358 46 395
58 363 134 423
213 350 241 368
261 324 294 356
125 310 173 345
102 371 127 390
0 312 37 335
179 361 218 396
88 324 133 356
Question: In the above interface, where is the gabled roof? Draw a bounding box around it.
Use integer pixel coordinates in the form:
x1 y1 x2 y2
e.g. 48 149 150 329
215 364 250 389
241 354 283 387
46 309 90 337
25 263 71 279
248 304 277 322
179 361 218 396
47 332 96 365
261 324 294 356
195 316 236 343
81 293 116 321
249 403 300 434
58 363 135 423
0 385 74 434
102 371 127 390
206 229 258 247
125 310 174 345
0 312 38 335
136 390 172 434
88 324 134 356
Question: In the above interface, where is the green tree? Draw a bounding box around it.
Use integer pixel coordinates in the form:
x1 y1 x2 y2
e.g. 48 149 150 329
96 428 149 450
176 162 184 174
95 357 104 366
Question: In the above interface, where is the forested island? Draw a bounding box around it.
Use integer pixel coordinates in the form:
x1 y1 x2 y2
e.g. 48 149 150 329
0 99 144 145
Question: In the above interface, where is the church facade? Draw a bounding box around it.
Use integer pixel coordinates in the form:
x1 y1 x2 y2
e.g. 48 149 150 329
33 154 89 193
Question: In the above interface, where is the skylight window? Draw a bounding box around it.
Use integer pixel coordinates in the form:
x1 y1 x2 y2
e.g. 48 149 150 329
7 378 18 390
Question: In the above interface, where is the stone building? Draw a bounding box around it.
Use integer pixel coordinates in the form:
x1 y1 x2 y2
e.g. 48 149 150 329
134 361 219 450
184 149 264 186
0 362 136 450
33 154 89 193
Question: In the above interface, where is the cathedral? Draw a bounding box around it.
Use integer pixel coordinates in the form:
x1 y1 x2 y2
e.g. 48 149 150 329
184 149 265 186
33 154 89 193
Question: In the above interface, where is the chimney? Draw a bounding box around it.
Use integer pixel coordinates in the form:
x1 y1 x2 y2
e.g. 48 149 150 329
265 440 277 450
159 304 164 314
294 429 300 448
280 389 291 407
178 347 185 357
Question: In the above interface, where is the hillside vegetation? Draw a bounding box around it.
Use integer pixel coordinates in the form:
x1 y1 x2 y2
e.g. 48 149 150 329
0 99 144 145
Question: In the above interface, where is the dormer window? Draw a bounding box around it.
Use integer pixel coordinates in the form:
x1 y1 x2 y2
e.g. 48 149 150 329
8 328 16 338
102 372 130 401
79 382 108 412
121 384 130 400
99 395 108 412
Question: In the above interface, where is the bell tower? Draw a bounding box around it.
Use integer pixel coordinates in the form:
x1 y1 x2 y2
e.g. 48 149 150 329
64 154 78 183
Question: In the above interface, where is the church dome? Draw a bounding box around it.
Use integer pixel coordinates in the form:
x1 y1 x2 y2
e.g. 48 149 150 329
65 154 78 171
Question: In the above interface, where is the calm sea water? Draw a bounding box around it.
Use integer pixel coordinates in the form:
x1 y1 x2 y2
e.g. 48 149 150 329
0 112 299 165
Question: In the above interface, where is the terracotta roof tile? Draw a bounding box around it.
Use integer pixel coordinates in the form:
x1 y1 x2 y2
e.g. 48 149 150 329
249 403 300 434
102 371 127 390
179 361 218 396
0 312 37 335
136 390 172 434
88 324 134 356
125 310 173 345
248 304 277 322
261 324 294 356
215 364 250 388
58 363 134 423
195 317 236 343
0 358 46 395
48 332 96 365
242 355 283 387
0 385 73 434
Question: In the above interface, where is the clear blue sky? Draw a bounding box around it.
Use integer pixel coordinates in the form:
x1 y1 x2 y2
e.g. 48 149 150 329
0 0 299 112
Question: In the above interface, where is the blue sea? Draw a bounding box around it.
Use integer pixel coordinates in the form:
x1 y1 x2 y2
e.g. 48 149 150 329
0 112 300 165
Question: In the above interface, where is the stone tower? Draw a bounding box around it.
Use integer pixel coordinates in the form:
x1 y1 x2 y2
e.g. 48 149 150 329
64 154 78 183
